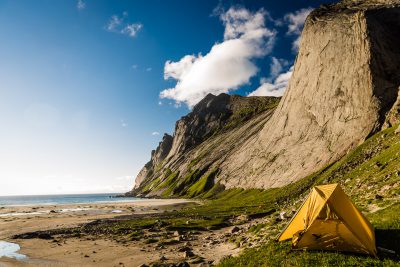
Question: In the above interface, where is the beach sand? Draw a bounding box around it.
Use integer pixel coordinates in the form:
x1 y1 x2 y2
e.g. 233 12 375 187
0 199 239 266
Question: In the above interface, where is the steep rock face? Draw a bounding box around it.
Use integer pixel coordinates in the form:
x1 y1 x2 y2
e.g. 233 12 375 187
166 93 279 158
134 133 173 189
131 94 280 196
217 0 400 189
131 0 400 197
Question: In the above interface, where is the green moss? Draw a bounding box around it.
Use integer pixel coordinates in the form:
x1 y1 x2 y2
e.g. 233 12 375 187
166 217 229 231
186 169 218 198
248 223 267 234
141 177 161 192
156 171 179 197
143 238 158 244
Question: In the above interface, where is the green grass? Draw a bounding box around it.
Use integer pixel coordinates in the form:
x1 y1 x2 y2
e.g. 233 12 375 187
186 169 218 198
219 203 400 267
37 126 400 266
217 127 400 266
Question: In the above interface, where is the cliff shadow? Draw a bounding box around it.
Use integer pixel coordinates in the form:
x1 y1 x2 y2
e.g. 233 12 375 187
367 8 400 131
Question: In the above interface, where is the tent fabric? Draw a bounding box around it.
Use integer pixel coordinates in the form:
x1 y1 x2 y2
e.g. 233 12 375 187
277 183 377 256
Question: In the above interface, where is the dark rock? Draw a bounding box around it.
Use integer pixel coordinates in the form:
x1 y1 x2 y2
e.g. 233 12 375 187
177 246 192 252
177 262 190 267
38 233 53 240
230 226 240 234
182 250 195 258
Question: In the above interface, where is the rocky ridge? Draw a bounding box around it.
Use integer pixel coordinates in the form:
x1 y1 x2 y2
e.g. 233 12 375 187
131 93 280 197
130 0 400 197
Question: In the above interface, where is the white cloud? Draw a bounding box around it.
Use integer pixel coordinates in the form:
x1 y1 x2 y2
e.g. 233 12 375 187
131 64 138 70
146 67 152 72
121 119 127 127
121 23 143 38
77 0 85 10
248 66 293 97
269 57 289 80
160 7 276 107
106 13 142 39
151 132 160 136
284 8 312 35
107 15 123 32
283 7 313 52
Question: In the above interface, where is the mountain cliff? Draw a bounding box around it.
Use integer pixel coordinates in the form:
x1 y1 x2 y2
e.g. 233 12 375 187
130 93 280 197
129 0 400 197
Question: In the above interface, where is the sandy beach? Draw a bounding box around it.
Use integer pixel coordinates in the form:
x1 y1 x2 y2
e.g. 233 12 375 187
0 199 240 266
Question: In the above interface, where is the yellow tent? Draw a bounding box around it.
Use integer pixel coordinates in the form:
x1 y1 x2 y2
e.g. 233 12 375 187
277 183 377 256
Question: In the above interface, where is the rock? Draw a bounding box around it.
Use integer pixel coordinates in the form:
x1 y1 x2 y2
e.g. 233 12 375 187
130 0 400 197
129 94 279 197
174 235 184 241
182 250 195 258
279 212 287 220
138 264 149 267
187 256 204 264
159 255 167 261
230 226 240 234
177 246 192 252
38 233 53 240
177 262 190 267
236 214 249 222
375 194 384 200
173 231 180 237
395 124 400 134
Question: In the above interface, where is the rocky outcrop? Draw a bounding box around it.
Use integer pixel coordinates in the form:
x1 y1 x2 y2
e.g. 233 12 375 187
134 133 173 189
130 94 280 197
216 0 400 189
130 0 400 197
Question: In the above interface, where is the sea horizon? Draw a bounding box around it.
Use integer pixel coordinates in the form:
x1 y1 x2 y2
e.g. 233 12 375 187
0 192 142 207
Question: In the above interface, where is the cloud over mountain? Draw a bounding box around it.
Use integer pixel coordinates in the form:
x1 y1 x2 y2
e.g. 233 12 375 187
160 7 276 107
248 7 312 97
284 7 313 52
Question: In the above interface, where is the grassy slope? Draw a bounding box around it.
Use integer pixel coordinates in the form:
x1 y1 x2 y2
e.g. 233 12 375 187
218 126 400 266
134 98 281 198
98 126 399 266
30 127 399 266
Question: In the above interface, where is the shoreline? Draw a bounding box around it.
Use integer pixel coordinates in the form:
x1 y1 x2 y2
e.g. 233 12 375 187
1 198 211 266
0 197 193 208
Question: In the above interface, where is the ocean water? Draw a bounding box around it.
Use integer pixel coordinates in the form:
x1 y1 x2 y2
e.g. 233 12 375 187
0 193 141 207
0 241 27 260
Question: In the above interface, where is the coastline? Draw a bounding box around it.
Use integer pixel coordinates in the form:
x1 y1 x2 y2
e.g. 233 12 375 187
0 198 221 266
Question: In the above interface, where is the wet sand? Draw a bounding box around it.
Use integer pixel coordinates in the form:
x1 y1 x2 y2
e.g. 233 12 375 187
0 199 239 266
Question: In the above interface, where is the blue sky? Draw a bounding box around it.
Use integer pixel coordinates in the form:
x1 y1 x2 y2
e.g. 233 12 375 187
0 0 335 196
